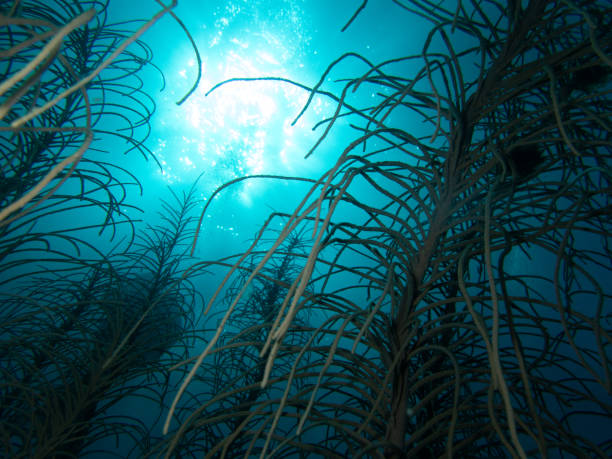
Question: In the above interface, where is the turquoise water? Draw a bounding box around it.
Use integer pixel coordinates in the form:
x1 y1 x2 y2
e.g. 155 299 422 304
1 0 611 457
111 0 433 260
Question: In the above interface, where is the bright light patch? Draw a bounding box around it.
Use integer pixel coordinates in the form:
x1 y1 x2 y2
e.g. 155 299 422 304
231 37 248 49
180 156 193 167
257 94 276 119
283 119 295 135
280 149 289 165
257 51 280 66
239 190 253 207
155 7 323 222
187 106 201 127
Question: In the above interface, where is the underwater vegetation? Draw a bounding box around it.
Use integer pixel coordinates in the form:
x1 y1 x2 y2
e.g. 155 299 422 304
0 184 200 457
0 0 203 457
169 0 612 457
146 229 314 457
0 0 611 458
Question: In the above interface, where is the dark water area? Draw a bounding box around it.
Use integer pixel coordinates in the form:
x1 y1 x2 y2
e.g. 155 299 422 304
1 0 611 457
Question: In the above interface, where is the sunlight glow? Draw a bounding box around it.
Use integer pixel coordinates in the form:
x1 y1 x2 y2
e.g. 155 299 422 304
153 3 329 219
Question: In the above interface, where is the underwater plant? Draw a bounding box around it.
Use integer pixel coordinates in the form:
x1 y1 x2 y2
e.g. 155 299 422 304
167 0 612 457
0 1 203 457
0 0 164 288
148 227 312 457
0 0 199 237
0 183 201 457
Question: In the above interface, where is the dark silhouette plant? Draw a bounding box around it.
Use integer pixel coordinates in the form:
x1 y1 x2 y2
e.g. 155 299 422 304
0 1 203 457
168 0 612 457
153 227 313 457
0 0 199 230
0 184 201 458
0 0 166 288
